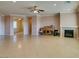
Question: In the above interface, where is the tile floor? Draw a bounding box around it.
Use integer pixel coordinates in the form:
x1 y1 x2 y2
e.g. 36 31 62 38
0 35 79 58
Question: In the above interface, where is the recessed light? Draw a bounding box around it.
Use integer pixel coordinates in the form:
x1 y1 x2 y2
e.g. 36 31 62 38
53 4 56 6
18 18 22 20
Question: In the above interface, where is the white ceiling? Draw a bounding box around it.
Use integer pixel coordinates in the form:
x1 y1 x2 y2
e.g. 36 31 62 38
0 1 78 16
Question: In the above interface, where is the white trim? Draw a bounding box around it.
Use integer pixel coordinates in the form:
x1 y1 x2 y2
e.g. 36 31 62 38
60 26 78 28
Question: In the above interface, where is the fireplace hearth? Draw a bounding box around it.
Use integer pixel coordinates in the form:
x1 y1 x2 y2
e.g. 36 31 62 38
64 30 74 38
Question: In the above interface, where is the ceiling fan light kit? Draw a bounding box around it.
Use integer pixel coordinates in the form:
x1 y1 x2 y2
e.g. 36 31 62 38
34 10 39 13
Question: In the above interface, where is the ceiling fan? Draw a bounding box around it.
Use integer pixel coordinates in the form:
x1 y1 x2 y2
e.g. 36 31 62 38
27 6 45 13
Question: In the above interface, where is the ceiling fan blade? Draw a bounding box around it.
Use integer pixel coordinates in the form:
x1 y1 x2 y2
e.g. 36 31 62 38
38 11 40 13
39 10 44 12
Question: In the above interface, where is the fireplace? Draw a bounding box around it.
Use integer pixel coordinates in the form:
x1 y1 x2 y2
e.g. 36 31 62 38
64 30 74 38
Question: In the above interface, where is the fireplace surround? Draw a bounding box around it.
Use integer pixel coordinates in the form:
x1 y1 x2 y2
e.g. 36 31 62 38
60 27 78 38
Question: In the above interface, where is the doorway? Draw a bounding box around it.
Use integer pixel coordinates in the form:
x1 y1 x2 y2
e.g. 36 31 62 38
13 18 24 36
28 17 32 36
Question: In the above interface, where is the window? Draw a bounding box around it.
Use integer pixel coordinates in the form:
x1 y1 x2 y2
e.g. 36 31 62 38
13 21 17 28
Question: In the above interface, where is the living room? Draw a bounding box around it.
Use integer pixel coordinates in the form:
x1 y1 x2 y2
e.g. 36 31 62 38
0 1 79 58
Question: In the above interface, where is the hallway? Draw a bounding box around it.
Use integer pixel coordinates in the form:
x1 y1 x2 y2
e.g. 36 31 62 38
0 35 79 57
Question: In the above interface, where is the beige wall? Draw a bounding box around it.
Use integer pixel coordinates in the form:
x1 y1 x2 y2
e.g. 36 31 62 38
4 16 11 35
32 16 37 35
0 15 14 35
38 15 60 31
60 13 77 27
